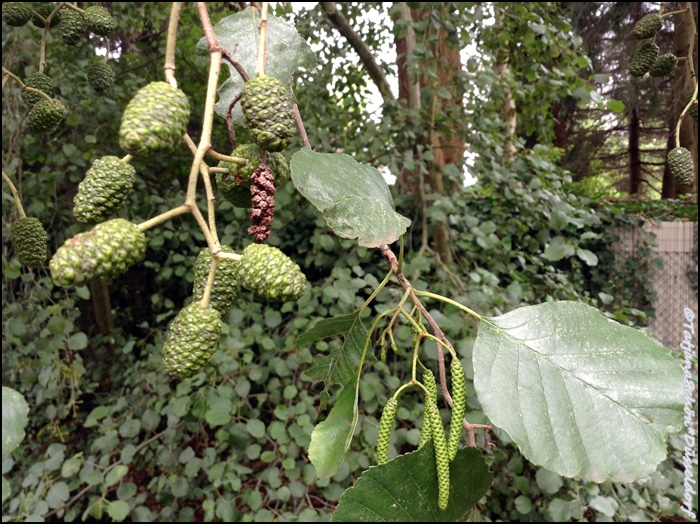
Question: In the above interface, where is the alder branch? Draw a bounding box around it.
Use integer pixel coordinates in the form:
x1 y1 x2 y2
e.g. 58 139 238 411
319 2 395 103
379 244 492 448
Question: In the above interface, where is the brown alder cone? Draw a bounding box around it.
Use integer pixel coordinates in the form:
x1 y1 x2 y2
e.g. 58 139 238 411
248 164 276 242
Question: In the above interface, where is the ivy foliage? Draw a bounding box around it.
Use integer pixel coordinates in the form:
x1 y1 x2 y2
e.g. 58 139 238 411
2 2 692 522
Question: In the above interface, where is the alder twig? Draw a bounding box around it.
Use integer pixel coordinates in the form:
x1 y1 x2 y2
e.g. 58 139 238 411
379 244 492 447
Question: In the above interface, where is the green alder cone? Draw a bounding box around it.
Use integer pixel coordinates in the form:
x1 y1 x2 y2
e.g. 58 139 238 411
649 54 678 77
60 9 85 45
447 359 466 462
376 397 399 465
3 3 33 26
685 92 698 121
428 403 450 511
237 243 306 302
25 98 67 135
32 2 61 28
629 42 659 77
49 218 147 287
73 156 136 224
23 72 54 108
216 144 290 208
162 302 223 379
87 62 115 93
192 246 240 316
241 74 296 152
419 370 438 449
84 5 116 35
632 13 663 40
667 147 695 186
11 217 48 268
119 81 190 155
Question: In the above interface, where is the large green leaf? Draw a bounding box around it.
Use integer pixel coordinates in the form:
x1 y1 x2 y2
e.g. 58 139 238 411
472 301 684 482
195 7 317 121
291 149 411 247
308 378 359 480
2 387 29 456
332 443 492 522
296 311 374 402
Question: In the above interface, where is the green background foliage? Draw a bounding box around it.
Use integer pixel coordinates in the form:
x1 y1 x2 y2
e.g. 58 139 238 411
2 2 696 522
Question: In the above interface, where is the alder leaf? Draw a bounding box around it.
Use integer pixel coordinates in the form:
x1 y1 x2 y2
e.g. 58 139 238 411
291 149 410 247
332 443 492 522
472 301 684 482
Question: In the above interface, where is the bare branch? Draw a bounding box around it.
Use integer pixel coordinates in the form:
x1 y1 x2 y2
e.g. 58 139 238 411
319 2 395 103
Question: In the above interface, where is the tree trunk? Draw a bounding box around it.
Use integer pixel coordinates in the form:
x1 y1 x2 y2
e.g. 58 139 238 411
393 2 420 195
393 3 463 263
89 280 114 335
628 107 642 195
493 12 517 162
664 2 698 196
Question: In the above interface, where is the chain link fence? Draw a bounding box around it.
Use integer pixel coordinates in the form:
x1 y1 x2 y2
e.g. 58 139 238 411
615 220 698 348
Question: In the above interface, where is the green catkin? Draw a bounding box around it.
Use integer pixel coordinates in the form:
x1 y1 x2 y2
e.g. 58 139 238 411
419 370 438 449
428 403 450 510
376 397 399 465
447 359 466 462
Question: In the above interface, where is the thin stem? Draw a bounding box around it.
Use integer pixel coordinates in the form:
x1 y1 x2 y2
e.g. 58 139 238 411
218 251 242 262
356 308 399 385
37 4 59 73
205 149 248 165
257 2 269 75
164 3 185 85
358 270 395 316
678 83 699 147
190 204 218 252
121 155 133 164
199 254 219 310
293 103 312 148
413 290 483 321
381 288 413 347
103 39 111 62
2 172 26 218
394 379 426 399
226 92 242 149
137 205 190 232
662 9 689 17
222 48 250 82
2 68 53 104
200 164 219 245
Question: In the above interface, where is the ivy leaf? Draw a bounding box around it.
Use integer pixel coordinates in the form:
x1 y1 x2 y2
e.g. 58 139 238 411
472 301 684 483
196 7 317 122
576 248 599 266
308 378 359 480
2 476 10 505
296 311 374 407
607 100 625 113
331 444 492 522
2 387 29 456
291 149 411 247
107 500 130 521
542 236 575 261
